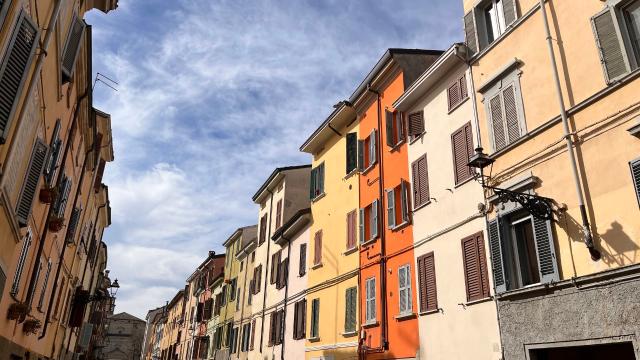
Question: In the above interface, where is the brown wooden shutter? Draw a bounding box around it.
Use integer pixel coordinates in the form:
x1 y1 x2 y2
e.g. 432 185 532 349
259 214 267 244
592 7 630 82
299 244 306 276
452 122 475 185
407 111 424 137
61 15 86 82
277 258 288 289
65 207 81 243
17 139 48 226
254 265 262 294
268 312 275 346
411 160 421 207
417 252 437 312
275 199 282 229
346 210 356 250
464 11 478 54
447 81 461 112
270 253 277 285
250 319 256 350
462 232 490 302
0 11 39 143
460 74 468 99
314 230 322 265
415 154 429 207
94 159 106 192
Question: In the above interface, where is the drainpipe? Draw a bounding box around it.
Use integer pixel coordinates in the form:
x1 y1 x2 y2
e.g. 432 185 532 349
538 0 601 260
366 84 389 351
258 189 275 352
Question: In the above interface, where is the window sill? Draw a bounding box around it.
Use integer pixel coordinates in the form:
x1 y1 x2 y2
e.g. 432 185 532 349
419 309 440 316
464 296 493 307
343 247 358 256
412 200 431 213
390 220 410 232
447 96 469 114
342 330 358 337
362 320 378 328
311 262 323 270
454 176 476 189
394 312 416 321
308 336 320 342
361 163 377 176
311 192 326 203
360 237 378 248
409 132 425 145
388 139 406 152
344 168 358 180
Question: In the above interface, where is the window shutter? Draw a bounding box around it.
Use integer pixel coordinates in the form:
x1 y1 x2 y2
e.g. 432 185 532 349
592 6 630 83
385 110 394 146
408 111 424 137
346 133 357 173
452 123 475 184
411 160 421 207
55 176 72 217
400 181 409 223
418 253 437 312
417 155 429 206
94 159 106 192
314 231 322 265
396 112 405 143
347 210 356 249
502 84 522 144
318 163 325 196
299 243 306 276
61 15 86 82
398 266 407 313
359 208 365 243
369 130 377 165
250 319 256 350
270 253 278 285
476 232 491 299
0 11 39 143
309 167 316 199
489 94 507 151
460 74 468 99
302 299 307 338
503 0 518 26
311 298 319 338
11 230 32 296
386 189 395 229
0 266 5 303
462 236 483 302
278 258 288 289
533 217 559 283
78 323 94 349
464 11 479 54
268 313 275 346
275 199 282 229
259 215 267 244
357 140 364 171
17 139 48 226
631 159 640 206
371 200 379 240
448 81 461 112
45 120 62 185
345 287 356 332
488 219 507 293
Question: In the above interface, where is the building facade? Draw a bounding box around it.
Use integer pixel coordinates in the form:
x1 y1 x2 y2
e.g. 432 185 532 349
102 312 146 360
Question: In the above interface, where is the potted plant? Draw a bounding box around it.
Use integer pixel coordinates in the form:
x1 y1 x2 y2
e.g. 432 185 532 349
39 186 58 204
22 318 42 335
48 216 65 232
7 302 29 322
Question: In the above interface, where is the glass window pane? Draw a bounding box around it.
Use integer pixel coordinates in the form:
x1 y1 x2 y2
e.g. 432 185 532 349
625 1 640 60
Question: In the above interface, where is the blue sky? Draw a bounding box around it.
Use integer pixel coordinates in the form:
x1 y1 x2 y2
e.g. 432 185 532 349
86 0 463 319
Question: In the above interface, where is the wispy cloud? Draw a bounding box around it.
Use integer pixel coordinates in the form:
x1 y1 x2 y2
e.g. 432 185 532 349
86 0 462 317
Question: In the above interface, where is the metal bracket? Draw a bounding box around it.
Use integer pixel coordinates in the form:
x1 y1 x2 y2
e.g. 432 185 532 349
485 186 554 220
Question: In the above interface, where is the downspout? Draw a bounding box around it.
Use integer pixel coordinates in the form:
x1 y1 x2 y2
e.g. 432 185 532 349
2 0 62 173
366 84 389 351
259 189 275 352
279 236 292 360
538 0 601 260
457 43 483 148
40 144 93 340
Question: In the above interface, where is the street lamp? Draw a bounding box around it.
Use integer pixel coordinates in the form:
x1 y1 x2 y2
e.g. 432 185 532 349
108 279 120 297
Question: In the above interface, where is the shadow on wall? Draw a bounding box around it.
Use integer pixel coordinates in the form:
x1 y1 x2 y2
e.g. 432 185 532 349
557 210 639 271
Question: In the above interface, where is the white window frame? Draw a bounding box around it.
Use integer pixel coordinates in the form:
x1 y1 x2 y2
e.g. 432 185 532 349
365 277 377 324
398 264 412 315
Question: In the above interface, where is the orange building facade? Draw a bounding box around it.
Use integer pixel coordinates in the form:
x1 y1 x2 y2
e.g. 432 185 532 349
351 49 441 359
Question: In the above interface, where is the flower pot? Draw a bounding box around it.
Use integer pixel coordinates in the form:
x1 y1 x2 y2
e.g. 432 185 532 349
22 319 41 335
48 217 65 232
39 187 58 204
7 302 28 322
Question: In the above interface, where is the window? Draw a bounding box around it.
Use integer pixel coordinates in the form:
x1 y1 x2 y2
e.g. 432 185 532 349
241 323 251 352
411 154 430 208
310 163 325 200
385 110 405 148
61 14 86 82
310 298 320 339
0 10 39 143
252 265 262 294
464 0 518 54
416 252 437 313
346 210 357 251
359 200 379 243
17 139 48 226
346 132 358 174
462 232 491 302
45 120 62 185
592 1 640 82
230 326 238 353
407 111 425 140
293 299 306 339
386 181 410 229
276 258 288 290
270 250 281 284
448 74 469 111
259 214 267 244
313 230 322 266
631 158 640 206
229 278 237 301
398 265 412 315
364 277 376 324
452 122 475 185
268 310 283 346
489 212 559 293
483 70 525 152
344 287 357 333
11 229 33 296
299 243 307 276
357 130 377 171
275 199 283 229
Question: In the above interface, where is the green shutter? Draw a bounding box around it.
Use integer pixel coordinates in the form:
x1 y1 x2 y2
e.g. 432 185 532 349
318 163 324 195
488 219 507 293
533 217 559 283
309 167 316 199
346 133 357 173
345 287 356 332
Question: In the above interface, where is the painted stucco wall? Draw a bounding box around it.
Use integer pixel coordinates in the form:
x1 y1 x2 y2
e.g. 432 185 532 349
306 110 360 360
283 225 309 360
406 64 502 360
